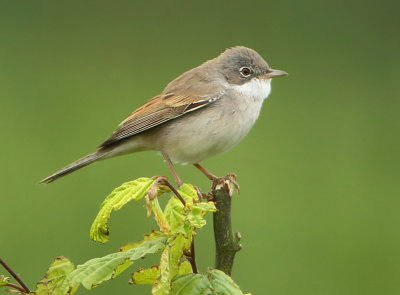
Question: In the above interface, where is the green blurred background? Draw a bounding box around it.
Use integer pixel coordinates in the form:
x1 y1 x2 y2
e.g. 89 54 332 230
1 0 399 294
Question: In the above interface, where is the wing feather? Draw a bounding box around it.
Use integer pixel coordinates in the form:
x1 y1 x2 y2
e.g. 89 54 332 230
100 91 224 147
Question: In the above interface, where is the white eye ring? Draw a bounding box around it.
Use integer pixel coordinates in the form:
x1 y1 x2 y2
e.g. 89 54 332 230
240 67 252 77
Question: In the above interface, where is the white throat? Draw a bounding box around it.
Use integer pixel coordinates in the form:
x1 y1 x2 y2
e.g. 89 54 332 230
231 78 271 100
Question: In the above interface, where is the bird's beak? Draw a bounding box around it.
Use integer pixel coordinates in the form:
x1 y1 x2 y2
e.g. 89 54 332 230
262 69 288 79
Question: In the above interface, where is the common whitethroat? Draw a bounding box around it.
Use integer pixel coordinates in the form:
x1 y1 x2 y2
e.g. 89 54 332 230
41 46 287 186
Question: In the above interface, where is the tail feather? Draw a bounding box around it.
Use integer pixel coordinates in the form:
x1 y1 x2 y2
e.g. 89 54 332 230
40 151 106 184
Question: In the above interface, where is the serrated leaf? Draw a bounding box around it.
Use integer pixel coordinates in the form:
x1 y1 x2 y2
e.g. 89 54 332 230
164 185 215 234
90 177 155 243
207 269 244 295
119 230 162 251
170 274 212 295
140 260 192 286
188 206 206 228
152 234 186 295
130 266 158 285
112 259 133 279
60 232 168 292
178 261 193 275
192 202 216 213
169 269 245 295
35 256 77 295
177 184 199 202
188 202 216 229
164 196 186 234
182 224 194 249
0 275 9 287
115 232 163 280
149 197 171 232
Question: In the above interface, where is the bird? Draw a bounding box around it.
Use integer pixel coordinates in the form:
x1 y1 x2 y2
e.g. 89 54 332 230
40 46 287 186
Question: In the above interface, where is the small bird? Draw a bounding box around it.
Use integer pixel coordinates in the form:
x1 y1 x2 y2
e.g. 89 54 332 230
41 46 287 186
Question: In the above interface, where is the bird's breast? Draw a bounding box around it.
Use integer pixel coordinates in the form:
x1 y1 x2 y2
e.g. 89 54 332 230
155 91 266 164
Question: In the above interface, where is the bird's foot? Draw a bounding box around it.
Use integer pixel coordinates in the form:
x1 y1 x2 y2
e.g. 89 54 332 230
210 173 240 195
193 163 240 199
148 176 186 205
203 174 241 200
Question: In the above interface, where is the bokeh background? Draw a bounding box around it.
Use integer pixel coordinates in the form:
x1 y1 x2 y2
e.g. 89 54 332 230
1 1 399 294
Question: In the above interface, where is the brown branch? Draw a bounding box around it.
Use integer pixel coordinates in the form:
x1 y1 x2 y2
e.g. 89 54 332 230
149 176 186 206
189 238 198 273
163 180 186 206
4 283 27 293
0 258 30 293
212 180 242 275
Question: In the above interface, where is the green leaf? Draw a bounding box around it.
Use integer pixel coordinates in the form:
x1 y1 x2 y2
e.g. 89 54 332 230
188 202 216 229
60 232 168 292
164 195 186 234
178 261 193 275
119 230 163 251
170 269 245 295
191 202 217 213
149 197 171 232
207 269 244 295
152 233 187 295
90 177 155 243
0 275 9 287
164 184 215 234
130 266 158 285
35 256 77 295
115 231 166 281
163 183 203 234
131 260 193 286
177 184 199 203
112 259 133 278
170 274 212 295
129 260 193 285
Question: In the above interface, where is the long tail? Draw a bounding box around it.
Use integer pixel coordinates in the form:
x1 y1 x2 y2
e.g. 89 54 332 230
40 150 107 184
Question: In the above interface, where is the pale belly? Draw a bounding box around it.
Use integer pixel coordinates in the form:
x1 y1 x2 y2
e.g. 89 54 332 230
154 93 265 164
106 91 266 164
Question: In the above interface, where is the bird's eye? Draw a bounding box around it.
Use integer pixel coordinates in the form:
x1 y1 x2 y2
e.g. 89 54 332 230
240 67 251 77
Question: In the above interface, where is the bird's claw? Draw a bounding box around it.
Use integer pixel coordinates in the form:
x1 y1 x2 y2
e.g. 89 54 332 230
211 173 240 196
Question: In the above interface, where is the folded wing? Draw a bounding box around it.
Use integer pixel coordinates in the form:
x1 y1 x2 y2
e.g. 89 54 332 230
100 91 224 148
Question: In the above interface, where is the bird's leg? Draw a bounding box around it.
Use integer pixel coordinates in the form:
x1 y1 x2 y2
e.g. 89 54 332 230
193 163 217 181
162 152 183 187
193 163 240 193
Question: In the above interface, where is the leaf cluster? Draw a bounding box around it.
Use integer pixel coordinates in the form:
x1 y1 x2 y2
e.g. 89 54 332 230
2 177 248 294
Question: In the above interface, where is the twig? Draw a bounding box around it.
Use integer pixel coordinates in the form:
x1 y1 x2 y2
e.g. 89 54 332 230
161 178 186 206
189 238 198 273
212 180 242 275
149 176 186 206
4 283 27 293
0 258 30 293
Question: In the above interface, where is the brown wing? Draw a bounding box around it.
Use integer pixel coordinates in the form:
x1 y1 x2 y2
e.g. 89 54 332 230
100 91 224 147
